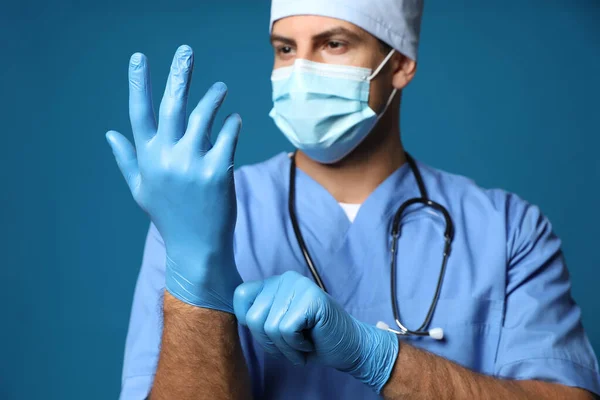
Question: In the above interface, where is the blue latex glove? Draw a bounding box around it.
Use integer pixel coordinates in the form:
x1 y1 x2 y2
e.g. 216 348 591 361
234 271 399 393
106 45 242 313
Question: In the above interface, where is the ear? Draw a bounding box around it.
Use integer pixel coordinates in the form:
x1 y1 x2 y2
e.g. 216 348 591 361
391 54 417 90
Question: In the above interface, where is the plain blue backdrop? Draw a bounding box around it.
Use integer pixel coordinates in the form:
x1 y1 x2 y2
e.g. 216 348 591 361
0 1 598 398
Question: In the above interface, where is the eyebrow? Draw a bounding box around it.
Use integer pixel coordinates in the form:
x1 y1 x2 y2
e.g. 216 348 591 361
270 26 365 46
312 27 364 43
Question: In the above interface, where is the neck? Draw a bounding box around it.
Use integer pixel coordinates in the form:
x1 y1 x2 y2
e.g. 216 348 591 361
295 99 406 204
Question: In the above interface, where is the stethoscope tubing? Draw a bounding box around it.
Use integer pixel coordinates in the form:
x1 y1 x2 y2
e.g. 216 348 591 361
288 152 454 339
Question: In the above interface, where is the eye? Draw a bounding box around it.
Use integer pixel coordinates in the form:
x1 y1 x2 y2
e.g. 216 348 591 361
277 46 293 55
324 41 348 54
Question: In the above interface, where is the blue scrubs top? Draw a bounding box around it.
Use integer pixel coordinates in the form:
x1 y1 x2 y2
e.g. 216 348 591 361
119 153 600 399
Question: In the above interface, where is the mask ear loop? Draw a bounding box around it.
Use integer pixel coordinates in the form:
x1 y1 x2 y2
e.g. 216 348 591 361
367 49 396 81
375 87 398 119
365 48 398 117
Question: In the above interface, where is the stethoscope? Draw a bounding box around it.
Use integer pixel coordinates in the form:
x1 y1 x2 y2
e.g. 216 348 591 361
288 152 454 340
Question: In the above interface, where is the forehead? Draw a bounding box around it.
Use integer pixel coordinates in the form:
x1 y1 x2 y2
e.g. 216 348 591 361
271 15 370 39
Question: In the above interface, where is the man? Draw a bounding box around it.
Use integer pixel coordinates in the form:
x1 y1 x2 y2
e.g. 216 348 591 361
108 0 600 399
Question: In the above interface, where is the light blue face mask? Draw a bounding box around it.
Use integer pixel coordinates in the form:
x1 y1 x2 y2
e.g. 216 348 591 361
269 50 397 164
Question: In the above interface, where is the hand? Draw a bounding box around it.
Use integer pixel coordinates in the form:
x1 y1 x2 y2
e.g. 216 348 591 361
106 45 242 313
233 271 399 393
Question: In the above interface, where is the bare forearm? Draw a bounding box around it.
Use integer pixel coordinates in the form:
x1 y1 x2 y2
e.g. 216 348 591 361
150 292 252 400
382 343 593 400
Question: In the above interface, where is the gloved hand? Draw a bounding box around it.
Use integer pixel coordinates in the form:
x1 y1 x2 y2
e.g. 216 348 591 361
106 45 242 313
234 271 399 393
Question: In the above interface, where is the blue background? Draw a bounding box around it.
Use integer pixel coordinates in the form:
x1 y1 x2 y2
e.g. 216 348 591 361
0 1 598 398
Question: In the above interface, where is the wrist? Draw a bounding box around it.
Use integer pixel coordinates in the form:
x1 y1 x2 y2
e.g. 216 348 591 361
351 320 400 394
165 252 242 313
163 291 237 321
165 240 234 267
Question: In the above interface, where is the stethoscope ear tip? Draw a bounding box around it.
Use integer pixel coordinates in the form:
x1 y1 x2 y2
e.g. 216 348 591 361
429 327 444 340
376 321 444 340
376 321 390 331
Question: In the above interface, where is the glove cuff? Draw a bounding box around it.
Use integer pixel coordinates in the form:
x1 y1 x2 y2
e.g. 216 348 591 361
165 257 241 314
350 321 400 394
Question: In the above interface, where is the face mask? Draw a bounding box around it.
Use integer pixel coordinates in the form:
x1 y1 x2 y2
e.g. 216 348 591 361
269 49 397 164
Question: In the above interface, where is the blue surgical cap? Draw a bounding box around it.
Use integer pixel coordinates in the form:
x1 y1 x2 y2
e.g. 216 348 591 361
270 0 424 61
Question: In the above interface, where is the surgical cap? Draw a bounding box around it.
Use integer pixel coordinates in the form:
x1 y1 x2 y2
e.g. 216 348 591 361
270 0 424 61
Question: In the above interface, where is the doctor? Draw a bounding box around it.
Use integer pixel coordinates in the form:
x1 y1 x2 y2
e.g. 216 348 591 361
107 0 600 399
